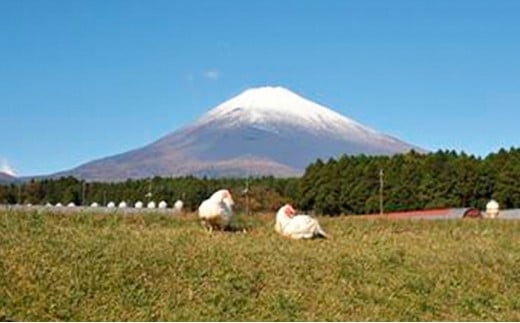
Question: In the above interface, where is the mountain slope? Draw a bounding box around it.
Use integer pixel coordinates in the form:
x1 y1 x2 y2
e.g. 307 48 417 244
0 172 16 183
53 86 422 181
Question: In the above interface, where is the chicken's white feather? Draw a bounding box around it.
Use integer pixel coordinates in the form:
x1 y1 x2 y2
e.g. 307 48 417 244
198 189 235 230
275 204 329 239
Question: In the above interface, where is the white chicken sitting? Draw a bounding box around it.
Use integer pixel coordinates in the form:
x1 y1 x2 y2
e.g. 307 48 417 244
198 189 235 232
275 204 329 239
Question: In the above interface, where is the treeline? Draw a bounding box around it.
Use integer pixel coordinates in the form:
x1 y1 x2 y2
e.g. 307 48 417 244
0 148 518 215
0 176 299 213
300 148 520 215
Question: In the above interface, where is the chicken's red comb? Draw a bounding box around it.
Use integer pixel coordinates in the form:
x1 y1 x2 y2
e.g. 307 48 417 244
284 204 295 216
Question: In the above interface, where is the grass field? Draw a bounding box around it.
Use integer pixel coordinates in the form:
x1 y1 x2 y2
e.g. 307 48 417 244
1 210 519 321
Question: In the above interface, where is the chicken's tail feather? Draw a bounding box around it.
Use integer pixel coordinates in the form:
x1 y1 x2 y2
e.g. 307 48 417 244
316 225 330 239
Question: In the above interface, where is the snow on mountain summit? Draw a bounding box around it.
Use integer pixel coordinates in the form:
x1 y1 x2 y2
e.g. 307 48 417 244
197 86 383 140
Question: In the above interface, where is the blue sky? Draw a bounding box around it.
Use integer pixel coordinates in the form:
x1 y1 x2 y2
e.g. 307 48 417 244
1 0 519 176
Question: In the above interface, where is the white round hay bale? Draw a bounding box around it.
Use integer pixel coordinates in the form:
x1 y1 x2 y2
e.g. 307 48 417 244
67 202 76 207
55 202 63 207
147 201 156 209
107 201 116 208
486 199 500 218
134 201 143 209
90 202 99 208
118 201 127 208
45 202 53 207
174 200 184 212
158 200 168 209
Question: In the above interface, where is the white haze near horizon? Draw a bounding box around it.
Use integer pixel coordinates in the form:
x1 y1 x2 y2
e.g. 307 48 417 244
0 158 17 176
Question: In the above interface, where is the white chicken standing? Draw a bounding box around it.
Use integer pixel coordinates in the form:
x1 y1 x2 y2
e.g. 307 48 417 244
275 204 329 239
198 189 235 232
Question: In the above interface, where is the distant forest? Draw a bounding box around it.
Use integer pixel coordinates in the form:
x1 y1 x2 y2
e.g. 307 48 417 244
1 148 518 215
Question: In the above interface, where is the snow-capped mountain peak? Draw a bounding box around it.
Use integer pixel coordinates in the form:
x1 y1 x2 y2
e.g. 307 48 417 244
49 85 422 181
197 86 377 138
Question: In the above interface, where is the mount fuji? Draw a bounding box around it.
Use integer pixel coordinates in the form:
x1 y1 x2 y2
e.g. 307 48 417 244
0 172 16 184
51 86 423 181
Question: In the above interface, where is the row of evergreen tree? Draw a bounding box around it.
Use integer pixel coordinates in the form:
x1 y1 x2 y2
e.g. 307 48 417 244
1 148 518 215
0 175 299 214
300 148 519 215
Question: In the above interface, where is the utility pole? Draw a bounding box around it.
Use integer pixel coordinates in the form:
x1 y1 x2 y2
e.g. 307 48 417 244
81 181 86 206
17 185 22 205
245 176 250 216
146 179 153 202
379 169 384 216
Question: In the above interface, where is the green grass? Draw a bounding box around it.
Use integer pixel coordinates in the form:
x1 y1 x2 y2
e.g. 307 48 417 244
0 210 519 321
